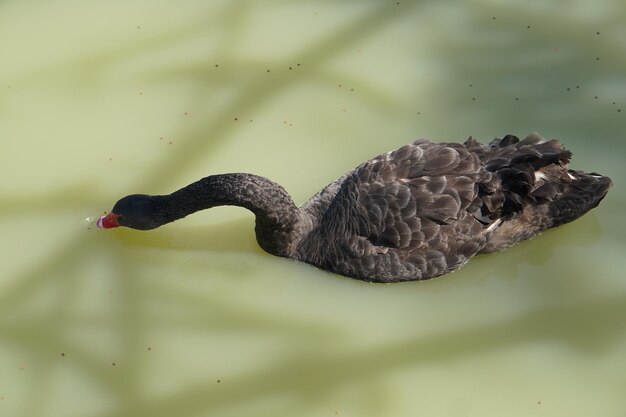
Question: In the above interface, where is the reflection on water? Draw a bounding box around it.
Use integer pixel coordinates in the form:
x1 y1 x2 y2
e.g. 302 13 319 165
1 1 625 416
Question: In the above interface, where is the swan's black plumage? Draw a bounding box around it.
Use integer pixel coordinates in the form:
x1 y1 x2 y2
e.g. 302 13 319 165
101 133 612 282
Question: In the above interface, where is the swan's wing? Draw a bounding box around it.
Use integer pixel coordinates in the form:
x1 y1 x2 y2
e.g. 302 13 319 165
301 140 495 281
353 140 490 251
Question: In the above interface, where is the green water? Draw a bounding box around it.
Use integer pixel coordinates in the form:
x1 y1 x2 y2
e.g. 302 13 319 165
1 1 625 416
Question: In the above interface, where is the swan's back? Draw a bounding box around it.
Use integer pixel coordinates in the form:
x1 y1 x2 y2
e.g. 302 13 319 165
295 134 612 282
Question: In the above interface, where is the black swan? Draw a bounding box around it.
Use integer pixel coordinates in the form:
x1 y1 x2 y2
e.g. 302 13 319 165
97 133 612 282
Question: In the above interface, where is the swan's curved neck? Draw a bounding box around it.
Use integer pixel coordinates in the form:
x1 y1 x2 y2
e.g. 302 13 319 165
164 173 301 256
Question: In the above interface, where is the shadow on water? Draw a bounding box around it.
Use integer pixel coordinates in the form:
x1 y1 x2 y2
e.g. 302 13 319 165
2 219 624 417
93 296 625 417
1 1 625 416
4 238 624 417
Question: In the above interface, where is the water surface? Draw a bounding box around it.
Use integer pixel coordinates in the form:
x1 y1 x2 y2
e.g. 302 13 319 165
1 1 625 416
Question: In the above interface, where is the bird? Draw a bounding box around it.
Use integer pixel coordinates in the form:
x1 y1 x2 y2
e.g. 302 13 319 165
97 133 612 283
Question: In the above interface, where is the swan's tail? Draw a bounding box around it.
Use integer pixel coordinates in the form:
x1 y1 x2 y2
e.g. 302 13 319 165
470 133 612 253
547 170 612 227
467 133 613 227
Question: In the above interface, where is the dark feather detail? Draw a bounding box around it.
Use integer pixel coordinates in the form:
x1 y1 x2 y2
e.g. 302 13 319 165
295 133 612 281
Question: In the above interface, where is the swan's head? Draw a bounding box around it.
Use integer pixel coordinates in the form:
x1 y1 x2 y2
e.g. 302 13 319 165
97 194 166 230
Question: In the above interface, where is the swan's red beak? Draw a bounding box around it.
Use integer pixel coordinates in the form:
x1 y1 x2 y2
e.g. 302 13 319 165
97 213 121 229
